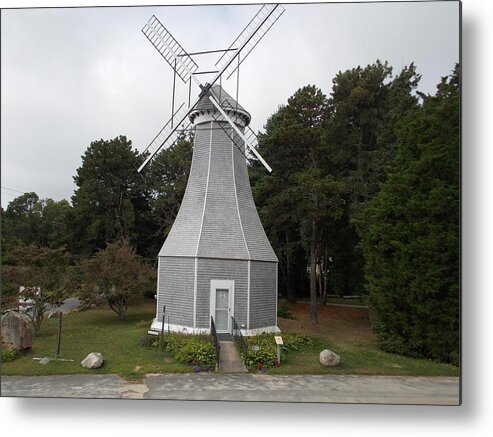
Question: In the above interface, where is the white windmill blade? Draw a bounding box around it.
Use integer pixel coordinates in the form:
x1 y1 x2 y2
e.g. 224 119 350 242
208 94 272 173
214 4 285 80
138 99 198 173
142 15 200 84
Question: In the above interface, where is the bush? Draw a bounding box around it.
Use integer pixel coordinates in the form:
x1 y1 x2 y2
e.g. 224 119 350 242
174 338 216 367
277 302 295 319
244 333 312 369
144 332 216 369
2 348 19 362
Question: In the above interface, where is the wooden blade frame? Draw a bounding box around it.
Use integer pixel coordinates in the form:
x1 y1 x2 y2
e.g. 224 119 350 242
215 4 285 80
139 4 283 172
142 15 199 84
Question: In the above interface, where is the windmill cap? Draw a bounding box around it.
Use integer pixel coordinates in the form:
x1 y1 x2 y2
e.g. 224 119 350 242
189 85 251 126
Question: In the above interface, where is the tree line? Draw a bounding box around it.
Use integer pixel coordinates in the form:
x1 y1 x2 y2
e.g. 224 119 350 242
1 61 459 364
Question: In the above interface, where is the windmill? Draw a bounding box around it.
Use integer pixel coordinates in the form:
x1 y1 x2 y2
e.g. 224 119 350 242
141 4 285 335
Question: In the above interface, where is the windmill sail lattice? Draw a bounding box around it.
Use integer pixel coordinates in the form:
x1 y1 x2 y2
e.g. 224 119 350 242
215 4 285 79
138 103 191 172
141 5 284 336
142 15 199 83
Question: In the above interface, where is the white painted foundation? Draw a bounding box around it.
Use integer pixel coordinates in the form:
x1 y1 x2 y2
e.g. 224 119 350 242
150 318 280 336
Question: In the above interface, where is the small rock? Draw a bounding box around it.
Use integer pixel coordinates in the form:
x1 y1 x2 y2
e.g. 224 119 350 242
39 357 50 365
81 352 104 369
319 349 341 367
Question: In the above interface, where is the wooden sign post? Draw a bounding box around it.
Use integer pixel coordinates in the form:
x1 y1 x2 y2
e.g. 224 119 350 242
55 312 63 358
274 335 283 365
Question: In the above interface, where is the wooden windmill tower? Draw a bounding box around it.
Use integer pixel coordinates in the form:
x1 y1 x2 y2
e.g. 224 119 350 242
139 4 285 335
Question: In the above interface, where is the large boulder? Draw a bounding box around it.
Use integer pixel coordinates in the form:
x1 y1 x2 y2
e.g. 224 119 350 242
81 352 104 369
1 311 32 351
319 349 341 367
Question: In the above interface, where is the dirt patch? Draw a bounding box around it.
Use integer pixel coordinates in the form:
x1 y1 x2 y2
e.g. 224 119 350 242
278 303 372 342
292 303 369 321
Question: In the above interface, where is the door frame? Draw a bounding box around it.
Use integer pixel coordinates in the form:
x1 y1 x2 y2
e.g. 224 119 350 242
210 279 235 333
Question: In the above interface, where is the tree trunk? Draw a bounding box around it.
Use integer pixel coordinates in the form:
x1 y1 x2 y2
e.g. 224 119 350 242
310 220 319 324
322 246 329 305
285 231 296 303
286 264 296 304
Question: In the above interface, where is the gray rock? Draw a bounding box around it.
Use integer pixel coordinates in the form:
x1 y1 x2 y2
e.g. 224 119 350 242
319 349 341 367
1 311 32 351
39 357 50 365
81 352 104 369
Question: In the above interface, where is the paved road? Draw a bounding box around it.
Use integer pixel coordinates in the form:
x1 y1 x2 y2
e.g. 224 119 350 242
1 374 460 405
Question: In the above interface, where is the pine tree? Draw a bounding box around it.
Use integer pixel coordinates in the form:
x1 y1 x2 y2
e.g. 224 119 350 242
361 65 460 364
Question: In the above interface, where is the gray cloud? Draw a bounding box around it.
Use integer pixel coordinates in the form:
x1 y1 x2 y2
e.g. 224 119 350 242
1 2 459 208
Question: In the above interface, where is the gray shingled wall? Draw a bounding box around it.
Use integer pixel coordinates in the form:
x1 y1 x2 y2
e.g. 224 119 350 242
158 123 211 257
195 257 248 329
157 256 194 327
249 261 277 328
232 130 278 262
159 117 277 263
196 123 250 260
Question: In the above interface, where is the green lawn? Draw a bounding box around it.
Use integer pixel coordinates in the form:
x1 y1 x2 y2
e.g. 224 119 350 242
1 299 189 380
2 299 459 378
270 303 458 376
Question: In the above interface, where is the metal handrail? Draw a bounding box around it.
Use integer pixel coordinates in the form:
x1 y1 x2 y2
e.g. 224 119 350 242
231 316 248 365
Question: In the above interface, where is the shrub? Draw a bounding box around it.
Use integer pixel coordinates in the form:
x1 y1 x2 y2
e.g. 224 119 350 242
277 302 295 319
144 332 216 369
244 333 312 369
174 337 216 367
2 348 19 362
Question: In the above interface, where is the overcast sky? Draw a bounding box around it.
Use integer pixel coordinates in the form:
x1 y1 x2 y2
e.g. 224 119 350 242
1 1 460 208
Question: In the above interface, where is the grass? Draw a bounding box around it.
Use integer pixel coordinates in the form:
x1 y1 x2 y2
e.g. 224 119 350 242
2 298 459 378
271 303 459 376
1 298 189 380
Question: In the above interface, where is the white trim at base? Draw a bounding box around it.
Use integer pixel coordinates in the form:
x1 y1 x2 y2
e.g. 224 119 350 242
240 325 281 336
150 318 280 337
150 318 209 335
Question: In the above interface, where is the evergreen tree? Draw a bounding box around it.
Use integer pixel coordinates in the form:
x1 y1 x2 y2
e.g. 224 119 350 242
70 136 150 256
1 193 73 251
361 65 460 364
252 105 307 303
254 86 344 322
323 61 421 298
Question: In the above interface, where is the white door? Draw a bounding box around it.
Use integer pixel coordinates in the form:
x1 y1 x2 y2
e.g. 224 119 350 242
210 280 234 333
215 288 229 331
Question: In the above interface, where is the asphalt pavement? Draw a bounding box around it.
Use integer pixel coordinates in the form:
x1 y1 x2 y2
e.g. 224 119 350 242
1 374 460 405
